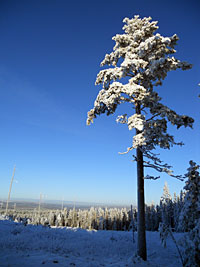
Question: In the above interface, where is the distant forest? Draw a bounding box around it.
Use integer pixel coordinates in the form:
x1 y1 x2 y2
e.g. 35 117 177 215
0 183 188 232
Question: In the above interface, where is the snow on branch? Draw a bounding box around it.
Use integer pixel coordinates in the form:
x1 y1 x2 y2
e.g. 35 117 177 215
87 81 149 125
116 114 127 124
132 152 185 180
128 114 145 131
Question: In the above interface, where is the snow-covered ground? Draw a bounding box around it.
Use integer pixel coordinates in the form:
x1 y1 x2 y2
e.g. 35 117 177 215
0 215 183 267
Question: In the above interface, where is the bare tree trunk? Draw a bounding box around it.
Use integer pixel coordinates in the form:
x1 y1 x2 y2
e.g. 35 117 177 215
136 103 147 261
136 146 147 260
5 165 16 216
38 193 42 215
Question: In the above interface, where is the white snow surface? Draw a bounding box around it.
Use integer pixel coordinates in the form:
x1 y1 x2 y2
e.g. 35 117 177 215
0 215 183 267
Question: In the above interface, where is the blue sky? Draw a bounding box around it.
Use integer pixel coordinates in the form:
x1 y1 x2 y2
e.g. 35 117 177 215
0 0 199 206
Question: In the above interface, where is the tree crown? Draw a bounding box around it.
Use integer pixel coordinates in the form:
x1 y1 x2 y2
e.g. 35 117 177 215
87 15 194 179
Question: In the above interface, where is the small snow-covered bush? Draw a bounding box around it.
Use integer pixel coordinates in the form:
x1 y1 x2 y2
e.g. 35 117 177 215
180 219 200 267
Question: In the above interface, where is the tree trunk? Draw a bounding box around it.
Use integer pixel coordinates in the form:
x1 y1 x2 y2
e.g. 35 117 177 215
136 103 147 261
136 146 147 260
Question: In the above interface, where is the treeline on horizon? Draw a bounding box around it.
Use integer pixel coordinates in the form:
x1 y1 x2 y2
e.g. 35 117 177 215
0 184 187 232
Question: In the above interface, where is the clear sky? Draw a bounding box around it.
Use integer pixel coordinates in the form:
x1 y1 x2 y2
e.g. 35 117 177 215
0 0 199 206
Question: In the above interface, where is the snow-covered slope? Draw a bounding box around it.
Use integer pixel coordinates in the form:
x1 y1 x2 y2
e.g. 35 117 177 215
0 216 183 267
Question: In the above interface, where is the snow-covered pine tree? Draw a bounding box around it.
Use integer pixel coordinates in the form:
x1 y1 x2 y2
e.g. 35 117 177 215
87 15 194 260
183 219 200 267
145 203 158 231
173 192 179 231
178 161 200 266
161 182 171 202
179 161 200 232
151 204 159 231
160 182 174 227
97 207 104 230
173 192 184 232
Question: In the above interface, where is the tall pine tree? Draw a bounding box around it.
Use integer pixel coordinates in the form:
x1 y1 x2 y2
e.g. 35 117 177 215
87 16 193 260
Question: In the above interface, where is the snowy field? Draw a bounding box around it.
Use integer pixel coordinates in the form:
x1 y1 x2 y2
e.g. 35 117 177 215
0 216 183 267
